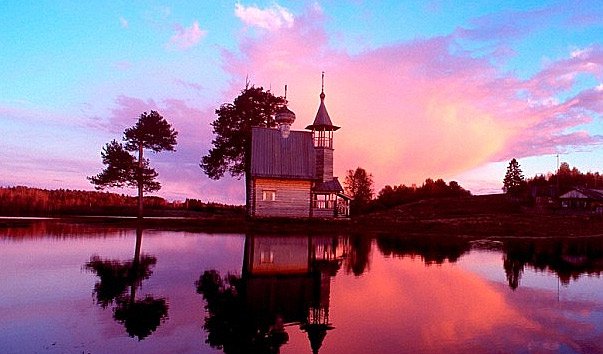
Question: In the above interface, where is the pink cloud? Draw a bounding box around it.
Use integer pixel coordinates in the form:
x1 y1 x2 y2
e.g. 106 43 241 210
220 9 603 189
234 3 294 31
168 21 206 49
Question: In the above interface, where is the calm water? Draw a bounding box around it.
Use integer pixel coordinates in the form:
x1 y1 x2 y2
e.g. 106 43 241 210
1 222 603 354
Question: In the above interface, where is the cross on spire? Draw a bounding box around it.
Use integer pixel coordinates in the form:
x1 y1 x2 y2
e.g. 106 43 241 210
321 71 325 94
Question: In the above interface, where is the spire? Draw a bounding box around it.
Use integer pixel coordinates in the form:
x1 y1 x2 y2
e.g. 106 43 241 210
306 72 340 131
320 71 325 100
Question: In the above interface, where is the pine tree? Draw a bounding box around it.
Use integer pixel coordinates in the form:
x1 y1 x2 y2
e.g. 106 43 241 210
503 158 525 195
89 111 177 218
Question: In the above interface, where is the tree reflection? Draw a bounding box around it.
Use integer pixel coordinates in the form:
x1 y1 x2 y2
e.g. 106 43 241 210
345 234 372 276
197 234 344 354
501 237 603 290
376 234 472 265
84 226 168 340
196 270 287 354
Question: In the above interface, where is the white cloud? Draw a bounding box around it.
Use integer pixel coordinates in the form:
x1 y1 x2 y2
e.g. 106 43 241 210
570 46 592 59
234 3 294 31
168 21 206 49
119 16 128 28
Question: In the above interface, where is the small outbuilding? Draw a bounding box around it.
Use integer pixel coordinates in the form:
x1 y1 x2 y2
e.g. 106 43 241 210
559 188 603 214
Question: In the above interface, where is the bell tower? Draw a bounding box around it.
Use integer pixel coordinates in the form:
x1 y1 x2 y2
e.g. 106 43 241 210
306 73 340 182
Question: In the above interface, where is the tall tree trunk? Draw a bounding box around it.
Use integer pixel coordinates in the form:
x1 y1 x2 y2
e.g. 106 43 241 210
138 143 144 219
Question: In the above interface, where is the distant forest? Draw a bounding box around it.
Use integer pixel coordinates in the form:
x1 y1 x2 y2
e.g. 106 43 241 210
526 162 603 196
0 186 242 217
369 178 471 211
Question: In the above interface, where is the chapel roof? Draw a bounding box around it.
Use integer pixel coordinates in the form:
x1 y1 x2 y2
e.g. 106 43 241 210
250 127 315 179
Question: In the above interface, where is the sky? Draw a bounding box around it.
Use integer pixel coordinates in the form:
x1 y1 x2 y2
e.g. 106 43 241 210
1 0 602 203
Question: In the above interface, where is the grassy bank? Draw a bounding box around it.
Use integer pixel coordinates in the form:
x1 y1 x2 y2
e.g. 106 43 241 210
357 194 603 237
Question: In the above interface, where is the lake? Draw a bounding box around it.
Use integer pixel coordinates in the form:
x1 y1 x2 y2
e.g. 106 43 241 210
1 221 603 353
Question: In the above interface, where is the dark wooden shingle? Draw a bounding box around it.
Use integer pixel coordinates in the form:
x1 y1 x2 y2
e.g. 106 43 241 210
251 127 316 179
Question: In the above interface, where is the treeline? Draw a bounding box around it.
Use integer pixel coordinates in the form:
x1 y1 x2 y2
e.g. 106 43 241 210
527 162 603 197
0 186 242 216
368 178 471 211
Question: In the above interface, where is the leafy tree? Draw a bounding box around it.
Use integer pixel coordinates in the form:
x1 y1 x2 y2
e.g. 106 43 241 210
200 86 286 214
344 167 374 215
89 111 177 218
502 158 525 196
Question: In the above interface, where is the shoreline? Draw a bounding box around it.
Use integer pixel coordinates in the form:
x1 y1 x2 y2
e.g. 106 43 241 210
1 212 602 238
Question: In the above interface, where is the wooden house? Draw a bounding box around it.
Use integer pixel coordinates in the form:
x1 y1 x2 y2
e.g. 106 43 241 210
249 84 350 218
559 188 603 215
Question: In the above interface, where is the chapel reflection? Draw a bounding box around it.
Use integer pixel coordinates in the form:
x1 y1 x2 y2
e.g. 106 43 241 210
500 237 603 290
84 226 168 340
197 234 349 354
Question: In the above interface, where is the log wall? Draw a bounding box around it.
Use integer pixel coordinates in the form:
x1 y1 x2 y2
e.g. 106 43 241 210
315 148 333 182
252 178 312 218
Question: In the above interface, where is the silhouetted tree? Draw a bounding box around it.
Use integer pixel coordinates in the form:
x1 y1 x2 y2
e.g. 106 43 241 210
89 111 177 218
344 167 374 215
200 86 286 215
502 158 525 196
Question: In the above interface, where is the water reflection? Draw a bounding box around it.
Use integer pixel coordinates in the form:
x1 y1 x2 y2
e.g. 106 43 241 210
84 226 168 340
344 234 372 276
375 233 603 290
195 233 603 353
3 221 603 353
377 234 472 265
501 237 603 290
197 234 348 354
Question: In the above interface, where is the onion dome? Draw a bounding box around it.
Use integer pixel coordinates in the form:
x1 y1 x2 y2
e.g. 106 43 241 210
275 105 296 125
